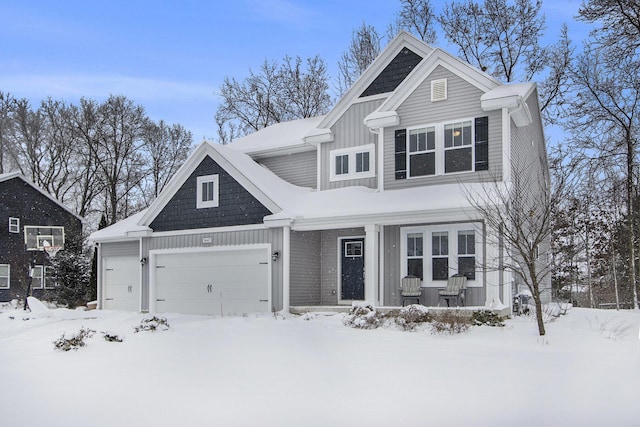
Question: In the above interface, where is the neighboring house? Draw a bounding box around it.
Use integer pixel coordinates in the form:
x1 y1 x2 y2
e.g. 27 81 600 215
0 172 83 302
90 32 550 316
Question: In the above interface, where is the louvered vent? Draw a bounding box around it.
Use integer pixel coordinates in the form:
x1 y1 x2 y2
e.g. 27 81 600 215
431 78 447 102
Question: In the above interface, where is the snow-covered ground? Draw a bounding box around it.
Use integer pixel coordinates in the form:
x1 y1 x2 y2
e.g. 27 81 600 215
0 301 638 427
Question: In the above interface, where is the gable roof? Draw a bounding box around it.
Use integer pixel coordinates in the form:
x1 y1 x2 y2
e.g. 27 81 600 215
137 141 312 228
0 171 83 221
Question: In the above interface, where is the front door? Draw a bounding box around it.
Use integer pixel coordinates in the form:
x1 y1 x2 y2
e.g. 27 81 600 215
340 237 365 300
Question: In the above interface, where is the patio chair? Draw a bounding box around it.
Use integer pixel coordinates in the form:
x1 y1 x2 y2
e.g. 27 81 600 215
438 274 467 307
401 275 422 306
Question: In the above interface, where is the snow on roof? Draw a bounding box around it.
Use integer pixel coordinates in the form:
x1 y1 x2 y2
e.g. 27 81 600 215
480 82 535 104
229 115 324 155
88 209 150 242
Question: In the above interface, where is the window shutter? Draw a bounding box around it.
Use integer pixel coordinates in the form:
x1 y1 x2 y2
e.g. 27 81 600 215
474 116 489 171
395 129 407 180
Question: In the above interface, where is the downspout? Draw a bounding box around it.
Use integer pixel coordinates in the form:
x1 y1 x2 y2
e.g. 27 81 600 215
96 242 102 310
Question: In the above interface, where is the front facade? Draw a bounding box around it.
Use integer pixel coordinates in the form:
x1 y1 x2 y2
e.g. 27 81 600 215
0 172 83 302
90 33 550 316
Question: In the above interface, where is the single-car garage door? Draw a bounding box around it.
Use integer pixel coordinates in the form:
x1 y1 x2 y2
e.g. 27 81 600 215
153 248 270 316
102 256 140 311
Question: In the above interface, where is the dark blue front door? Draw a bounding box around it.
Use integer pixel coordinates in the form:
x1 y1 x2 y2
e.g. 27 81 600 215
341 238 365 300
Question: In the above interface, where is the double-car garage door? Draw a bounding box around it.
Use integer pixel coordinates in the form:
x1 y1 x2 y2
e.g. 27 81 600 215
103 247 270 315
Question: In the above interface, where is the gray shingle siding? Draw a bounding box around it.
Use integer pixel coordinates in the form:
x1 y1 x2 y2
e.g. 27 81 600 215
360 47 423 97
150 156 272 232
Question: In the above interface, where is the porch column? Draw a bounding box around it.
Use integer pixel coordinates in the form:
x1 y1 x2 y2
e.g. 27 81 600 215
282 225 290 313
364 224 379 306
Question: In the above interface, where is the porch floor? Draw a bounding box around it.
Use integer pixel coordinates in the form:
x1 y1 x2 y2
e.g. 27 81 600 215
290 305 511 318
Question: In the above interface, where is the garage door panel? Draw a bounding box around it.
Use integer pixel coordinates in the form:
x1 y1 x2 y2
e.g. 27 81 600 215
154 249 270 316
103 256 139 311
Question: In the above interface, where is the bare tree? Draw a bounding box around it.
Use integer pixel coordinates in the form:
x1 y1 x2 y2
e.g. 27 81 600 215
578 0 640 58
387 0 437 43
141 120 193 203
336 22 381 96
216 55 331 141
465 158 565 336
0 92 16 174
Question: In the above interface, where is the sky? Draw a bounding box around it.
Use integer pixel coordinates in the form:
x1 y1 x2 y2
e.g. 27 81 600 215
0 0 589 143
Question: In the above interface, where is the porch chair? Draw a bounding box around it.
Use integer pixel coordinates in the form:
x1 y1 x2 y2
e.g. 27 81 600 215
438 274 467 307
401 275 422 306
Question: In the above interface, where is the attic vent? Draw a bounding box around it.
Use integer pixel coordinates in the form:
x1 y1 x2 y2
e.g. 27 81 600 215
431 78 447 102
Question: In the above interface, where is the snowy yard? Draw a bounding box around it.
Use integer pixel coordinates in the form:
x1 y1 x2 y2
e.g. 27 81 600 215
0 303 638 427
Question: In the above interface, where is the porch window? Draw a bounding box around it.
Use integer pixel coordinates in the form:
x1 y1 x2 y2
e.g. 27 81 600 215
406 233 423 280
432 231 449 280
458 230 476 280
0 264 9 289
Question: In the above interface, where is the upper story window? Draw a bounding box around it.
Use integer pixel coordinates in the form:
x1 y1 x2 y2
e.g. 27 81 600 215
9 217 19 234
330 144 375 182
196 174 219 209
396 116 489 179
24 226 65 251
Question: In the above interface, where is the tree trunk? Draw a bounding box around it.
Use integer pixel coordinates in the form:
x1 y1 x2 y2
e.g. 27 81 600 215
626 135 638 309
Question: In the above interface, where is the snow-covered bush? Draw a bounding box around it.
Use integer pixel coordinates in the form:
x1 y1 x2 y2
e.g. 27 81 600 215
133 316 170 333
342 304 384 329
390 305 433 331
471 310 506 327
102 332 123 342
430 310 472 335
53 327 95 351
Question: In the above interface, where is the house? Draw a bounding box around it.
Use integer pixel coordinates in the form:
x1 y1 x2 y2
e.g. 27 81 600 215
89 32 550 316
0 172 83 302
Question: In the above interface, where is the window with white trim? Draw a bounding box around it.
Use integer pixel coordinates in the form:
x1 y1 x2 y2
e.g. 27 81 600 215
31 265 43 289
0 264 9 289
330 144 375 181
24 226 65 251
344 241 363 257
406 118 479 177
401 224 481 286
196 174 219 209
9 217 19 233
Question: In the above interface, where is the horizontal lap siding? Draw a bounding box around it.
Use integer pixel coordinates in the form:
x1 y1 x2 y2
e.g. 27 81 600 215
290 231 321 305
259 151 317 189
384 65 503 190
141 228 283 312
321 99 384 190
100 241 139 257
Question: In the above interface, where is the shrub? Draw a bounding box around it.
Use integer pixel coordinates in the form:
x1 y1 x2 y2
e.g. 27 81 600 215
133 316 170 333
342 304 384 329
471 310 506 327
53 327 95 351
102 332 124 342
391 305 433 331
430 310 472 335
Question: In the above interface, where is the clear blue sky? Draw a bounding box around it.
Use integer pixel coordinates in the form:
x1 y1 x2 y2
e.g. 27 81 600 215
0 0 587 143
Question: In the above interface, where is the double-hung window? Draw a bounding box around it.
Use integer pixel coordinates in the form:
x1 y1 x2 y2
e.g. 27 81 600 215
31 265 44 289
444 121 472 173
9 217 19 233
0 264 9 289
431 231 449 280
330 144 375 181
196 174 219 209
458 230 476 280
408 127 436 177
407 233 424 279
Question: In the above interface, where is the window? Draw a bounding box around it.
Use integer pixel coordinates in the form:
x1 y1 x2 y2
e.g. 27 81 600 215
408 127 436 177
344 241 363 257
432 232 449 280
444 121 472 173
196 174 219 209
44 266 56 289
330 144 375 181
24 226 65 251
31 265 43 289
401 223 481 286
400 116 488 179
0 264 9 289
407 233 423 280
9 217 19 234
458 230 476 280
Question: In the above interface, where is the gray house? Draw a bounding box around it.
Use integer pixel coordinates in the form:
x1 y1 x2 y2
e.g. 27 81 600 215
90 32 550 315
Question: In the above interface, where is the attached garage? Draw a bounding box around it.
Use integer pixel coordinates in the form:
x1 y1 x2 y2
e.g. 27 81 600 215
150 246 271 316
102 256 140 311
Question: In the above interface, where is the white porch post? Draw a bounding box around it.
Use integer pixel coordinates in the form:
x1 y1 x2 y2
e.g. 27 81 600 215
282 225 291 313
364 224 379 306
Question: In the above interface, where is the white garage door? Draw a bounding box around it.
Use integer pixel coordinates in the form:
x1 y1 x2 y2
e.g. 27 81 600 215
103 256 140 311
153 248 270 316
